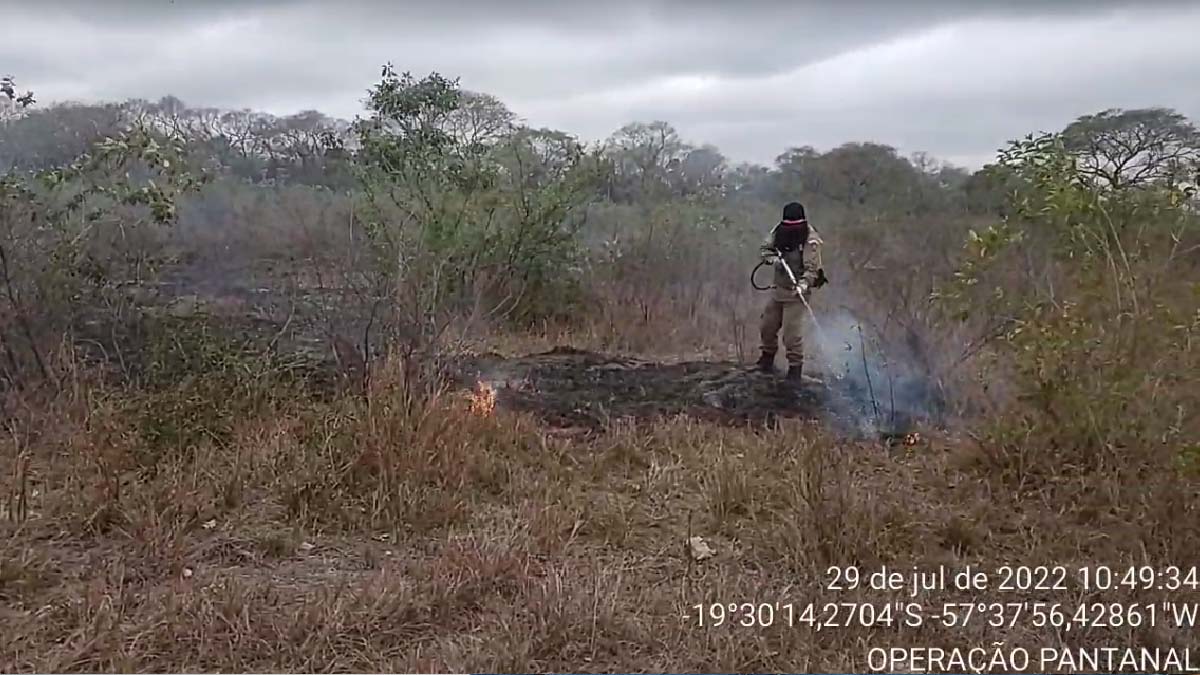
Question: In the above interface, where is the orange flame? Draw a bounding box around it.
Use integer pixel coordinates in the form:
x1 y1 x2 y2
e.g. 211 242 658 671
468 381 497 416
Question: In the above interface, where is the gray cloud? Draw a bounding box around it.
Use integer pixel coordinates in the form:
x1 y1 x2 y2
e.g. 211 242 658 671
3 0 1199 167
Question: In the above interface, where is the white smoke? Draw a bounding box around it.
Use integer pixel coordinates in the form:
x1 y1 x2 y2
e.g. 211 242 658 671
805 306 940 436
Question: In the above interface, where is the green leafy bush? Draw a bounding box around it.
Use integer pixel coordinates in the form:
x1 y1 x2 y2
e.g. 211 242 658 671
952 133 1200 483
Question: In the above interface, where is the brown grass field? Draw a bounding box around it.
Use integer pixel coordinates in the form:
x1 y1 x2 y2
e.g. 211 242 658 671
3 334 1196 672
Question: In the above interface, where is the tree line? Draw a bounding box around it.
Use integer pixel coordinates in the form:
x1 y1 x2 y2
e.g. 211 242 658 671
6 74 1196 214
1 69 1198 396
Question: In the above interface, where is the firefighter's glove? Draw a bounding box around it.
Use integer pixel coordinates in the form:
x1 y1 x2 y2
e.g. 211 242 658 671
795 280 809 295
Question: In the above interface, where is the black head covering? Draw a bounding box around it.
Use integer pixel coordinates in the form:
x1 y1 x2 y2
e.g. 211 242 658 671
781 201 806 223
774 201 809 252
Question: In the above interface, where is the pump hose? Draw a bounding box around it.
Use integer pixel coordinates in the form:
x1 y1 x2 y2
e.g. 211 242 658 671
750 261 774 291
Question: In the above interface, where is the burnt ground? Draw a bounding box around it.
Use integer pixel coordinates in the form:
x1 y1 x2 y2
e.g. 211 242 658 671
97 262 929 442
453 346 923 439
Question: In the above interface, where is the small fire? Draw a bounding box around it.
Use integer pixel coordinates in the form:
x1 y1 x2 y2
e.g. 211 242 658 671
468 381 497 416
904 432 921 446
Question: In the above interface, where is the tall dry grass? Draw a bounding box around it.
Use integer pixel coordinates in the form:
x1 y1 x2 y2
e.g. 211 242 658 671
3 335 1198 671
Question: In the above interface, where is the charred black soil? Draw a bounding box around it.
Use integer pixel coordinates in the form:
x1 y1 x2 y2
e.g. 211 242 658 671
454 346 920 437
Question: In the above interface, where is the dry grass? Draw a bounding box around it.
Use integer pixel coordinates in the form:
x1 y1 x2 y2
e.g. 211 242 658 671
3 349 1197 673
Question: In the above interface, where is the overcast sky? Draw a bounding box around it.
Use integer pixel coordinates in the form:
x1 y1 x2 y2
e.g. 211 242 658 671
4 1 1200 168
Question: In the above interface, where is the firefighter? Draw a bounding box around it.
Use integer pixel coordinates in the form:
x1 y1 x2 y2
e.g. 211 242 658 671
757 201 823 380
